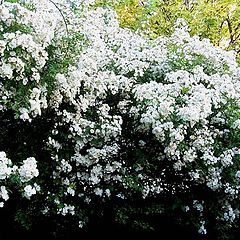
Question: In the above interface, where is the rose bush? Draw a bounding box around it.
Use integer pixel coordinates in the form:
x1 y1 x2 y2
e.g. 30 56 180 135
1 0 240 239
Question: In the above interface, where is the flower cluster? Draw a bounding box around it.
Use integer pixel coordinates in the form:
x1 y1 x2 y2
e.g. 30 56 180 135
0 0 85 119
0 152 39 207
18 157 39 182
0 151 14 180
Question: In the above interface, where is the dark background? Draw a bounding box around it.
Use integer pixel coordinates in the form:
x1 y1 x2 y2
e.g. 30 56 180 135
0 201 203 240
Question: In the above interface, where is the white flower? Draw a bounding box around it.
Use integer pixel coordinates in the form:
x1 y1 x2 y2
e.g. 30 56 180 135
19 108 30 121
0 40 6 55
59 204 75 216
236 171 240 181
67 187 75 196
0 186 9 201
198 220 207 235
0 63 13 79
78 221 85 228
94 188 103 196
18 157 39 182
23 185 37 199
0 152 12 180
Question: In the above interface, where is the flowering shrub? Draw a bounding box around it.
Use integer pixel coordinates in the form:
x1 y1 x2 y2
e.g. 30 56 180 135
1 0 240 238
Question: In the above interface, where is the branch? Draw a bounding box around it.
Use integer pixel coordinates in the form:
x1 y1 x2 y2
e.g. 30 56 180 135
48 0 69 35
232 32 240 44
217 19 226 46
232 22 240 39
183 0 190 9
226 16 234 43
234 22 240 33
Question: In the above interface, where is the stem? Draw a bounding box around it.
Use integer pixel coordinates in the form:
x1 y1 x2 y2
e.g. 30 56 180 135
183 0 189 7
217 19 225 46
226 16 234 43
48 0 69 35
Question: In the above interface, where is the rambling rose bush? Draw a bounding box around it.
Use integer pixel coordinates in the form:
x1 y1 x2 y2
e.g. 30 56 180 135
1 0 240 238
